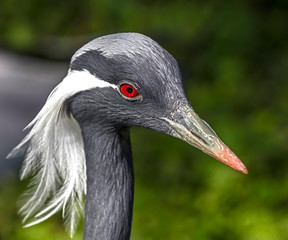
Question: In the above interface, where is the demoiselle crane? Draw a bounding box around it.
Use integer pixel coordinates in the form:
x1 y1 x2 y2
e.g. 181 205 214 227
8 33 248 240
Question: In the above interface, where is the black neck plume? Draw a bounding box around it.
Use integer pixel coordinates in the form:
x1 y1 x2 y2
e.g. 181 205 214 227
81 125 134 240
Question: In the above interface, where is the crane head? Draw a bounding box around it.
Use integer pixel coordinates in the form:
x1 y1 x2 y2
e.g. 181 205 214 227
8 32 247 238
68 33 248 174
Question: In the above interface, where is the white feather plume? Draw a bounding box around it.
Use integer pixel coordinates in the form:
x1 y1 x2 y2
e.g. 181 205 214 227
7 70 117 237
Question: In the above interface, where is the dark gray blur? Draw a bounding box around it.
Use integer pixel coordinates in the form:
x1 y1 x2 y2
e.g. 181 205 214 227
0 50 68 178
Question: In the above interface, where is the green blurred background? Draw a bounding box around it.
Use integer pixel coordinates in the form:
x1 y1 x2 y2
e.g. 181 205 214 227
1 0 288 239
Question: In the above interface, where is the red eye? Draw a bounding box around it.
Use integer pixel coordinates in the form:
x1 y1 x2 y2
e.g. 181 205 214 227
120 84 139 98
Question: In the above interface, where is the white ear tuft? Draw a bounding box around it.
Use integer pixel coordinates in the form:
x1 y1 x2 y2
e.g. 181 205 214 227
7 70 117 237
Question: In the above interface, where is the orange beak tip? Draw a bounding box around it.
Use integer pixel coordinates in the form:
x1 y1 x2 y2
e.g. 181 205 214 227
213 146 248 175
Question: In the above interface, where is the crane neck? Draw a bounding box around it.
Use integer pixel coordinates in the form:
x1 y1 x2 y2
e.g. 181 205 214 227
81 124 134 240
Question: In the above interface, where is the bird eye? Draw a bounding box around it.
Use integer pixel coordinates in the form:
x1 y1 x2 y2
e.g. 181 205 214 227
119 83 139 98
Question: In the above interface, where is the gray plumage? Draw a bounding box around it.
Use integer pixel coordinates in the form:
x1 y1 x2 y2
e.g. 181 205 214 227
8 32 247 240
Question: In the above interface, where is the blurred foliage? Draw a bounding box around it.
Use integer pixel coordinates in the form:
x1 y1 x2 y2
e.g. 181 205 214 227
1 0 288 239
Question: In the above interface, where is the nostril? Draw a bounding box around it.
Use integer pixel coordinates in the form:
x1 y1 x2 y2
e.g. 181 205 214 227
189 130 209 146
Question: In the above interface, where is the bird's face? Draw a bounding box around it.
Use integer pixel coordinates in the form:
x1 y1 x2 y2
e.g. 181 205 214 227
67 33 247 174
